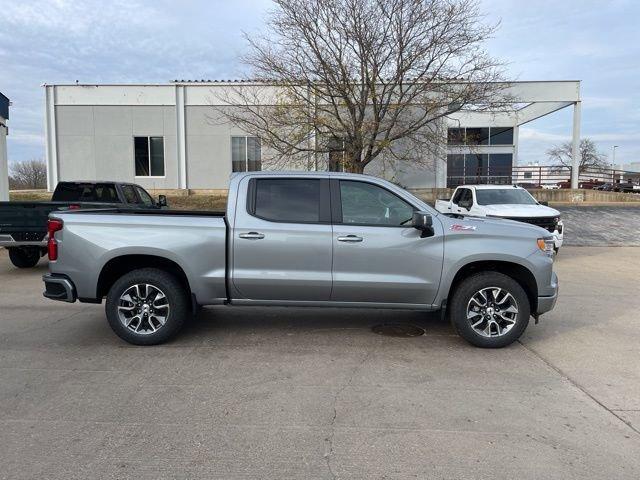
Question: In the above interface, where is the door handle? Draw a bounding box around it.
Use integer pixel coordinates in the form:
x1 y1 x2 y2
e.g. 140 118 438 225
239 232 265 240
337 235 363 243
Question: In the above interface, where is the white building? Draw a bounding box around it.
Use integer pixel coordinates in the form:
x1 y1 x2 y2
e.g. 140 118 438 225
43 80 582 192
0 92 9 201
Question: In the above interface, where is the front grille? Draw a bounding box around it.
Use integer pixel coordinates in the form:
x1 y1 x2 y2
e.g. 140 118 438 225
503 216 558 233
11 232 46 242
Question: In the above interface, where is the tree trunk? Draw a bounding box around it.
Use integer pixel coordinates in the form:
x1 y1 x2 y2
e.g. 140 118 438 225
345 162 365 174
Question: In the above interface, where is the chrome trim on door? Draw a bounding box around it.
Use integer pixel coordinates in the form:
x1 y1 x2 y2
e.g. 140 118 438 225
238 232 265 240
337 235 363 243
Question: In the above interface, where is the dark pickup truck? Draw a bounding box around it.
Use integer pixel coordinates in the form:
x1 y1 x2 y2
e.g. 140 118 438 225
0 181 166 268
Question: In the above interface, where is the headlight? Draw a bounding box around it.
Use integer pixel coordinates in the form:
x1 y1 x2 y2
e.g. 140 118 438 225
537 237 555 257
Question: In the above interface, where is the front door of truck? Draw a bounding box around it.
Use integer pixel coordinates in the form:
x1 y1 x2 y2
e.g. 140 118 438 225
330 179 444 306
231 176 333 301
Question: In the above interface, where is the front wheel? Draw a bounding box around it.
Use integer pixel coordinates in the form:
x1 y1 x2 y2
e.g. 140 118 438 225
105 268 189 345
449 272 530 348
8 247 41 268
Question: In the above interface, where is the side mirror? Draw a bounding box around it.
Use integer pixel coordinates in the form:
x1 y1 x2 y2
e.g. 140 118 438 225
458 199 472 210
539 201 549 206
157 194 167 207
412 211 434 238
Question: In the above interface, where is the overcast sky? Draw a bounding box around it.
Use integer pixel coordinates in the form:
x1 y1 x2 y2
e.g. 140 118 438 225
1 0 638 168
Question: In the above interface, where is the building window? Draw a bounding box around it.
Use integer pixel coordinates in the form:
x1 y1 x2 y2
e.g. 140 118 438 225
465 127 490 145
488 153 513 184
134 136 165 177
447 128 465 145
489 127 514 145
232 136 262 172
447 152 514 187
447 127 514 146
464 153 488 182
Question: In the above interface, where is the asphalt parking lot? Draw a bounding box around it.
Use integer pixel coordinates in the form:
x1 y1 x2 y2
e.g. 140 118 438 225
1 245 639 480
557 205 640 246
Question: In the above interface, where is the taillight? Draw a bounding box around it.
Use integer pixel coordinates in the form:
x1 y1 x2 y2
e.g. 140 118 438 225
47 219 63 261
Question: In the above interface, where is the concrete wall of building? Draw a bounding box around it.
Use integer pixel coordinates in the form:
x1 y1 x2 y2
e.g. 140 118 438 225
55 105 179 189
185 106 238 190
45 81 581 191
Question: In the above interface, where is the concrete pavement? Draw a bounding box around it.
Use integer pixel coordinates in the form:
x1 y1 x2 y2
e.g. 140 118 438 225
0 247 639 479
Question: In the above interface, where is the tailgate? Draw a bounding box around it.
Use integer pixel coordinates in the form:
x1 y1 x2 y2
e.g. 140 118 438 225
0 201 117 242
0 202 61 242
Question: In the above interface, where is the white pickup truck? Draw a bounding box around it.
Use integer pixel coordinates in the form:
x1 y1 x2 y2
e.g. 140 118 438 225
435 185 563 251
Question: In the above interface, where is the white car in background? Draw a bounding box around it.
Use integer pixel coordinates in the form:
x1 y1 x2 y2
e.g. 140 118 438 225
435 185 564 251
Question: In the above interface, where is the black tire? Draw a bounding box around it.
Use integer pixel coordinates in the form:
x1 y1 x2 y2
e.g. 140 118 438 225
8 247 41 268
105 268 189 345
449 272 530 348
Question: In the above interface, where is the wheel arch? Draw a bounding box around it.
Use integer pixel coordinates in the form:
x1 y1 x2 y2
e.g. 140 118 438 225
96 254 192 301
446 260 538 313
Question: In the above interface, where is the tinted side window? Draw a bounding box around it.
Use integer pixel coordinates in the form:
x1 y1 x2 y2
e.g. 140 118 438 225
459 189 473 204
121 185 139 204
254 179 321 223
339 181 414 226
452 188 464 204
135 186 155 207
94 184 118 202
52 183 84 201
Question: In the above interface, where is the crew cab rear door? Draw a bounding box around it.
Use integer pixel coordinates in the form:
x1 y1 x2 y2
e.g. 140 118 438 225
231 176 333 301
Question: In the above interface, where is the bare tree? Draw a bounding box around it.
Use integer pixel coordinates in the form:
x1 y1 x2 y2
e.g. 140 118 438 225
546 138 608 173
9 159 47 190
213 0 510 173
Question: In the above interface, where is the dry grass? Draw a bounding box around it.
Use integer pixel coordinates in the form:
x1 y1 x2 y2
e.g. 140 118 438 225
8 190 228 211
165 194 228 211
9 191 53 201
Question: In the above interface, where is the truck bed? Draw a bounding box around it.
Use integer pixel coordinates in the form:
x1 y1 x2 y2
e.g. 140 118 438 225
64 208 226 217
49 209 229 304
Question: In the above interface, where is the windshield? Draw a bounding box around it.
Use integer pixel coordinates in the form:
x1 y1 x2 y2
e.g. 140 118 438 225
475 189 538 206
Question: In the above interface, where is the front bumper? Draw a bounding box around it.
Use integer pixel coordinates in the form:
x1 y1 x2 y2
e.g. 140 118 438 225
536 272 558 314
552 221 564 249
42 274 77 303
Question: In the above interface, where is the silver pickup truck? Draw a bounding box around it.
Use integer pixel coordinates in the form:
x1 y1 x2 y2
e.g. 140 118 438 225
42 172 558 348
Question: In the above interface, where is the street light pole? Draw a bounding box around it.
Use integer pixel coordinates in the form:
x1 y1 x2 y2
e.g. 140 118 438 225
612 145 619 183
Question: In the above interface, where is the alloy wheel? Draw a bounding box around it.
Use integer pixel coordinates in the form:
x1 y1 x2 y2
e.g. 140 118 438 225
117 283 170 335
466 287 519 338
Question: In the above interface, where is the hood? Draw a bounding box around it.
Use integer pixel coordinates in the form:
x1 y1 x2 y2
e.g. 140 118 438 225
438 213 551 239
480 203 560 218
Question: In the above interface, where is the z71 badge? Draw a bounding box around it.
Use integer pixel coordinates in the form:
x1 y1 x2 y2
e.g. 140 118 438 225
450 224 477 231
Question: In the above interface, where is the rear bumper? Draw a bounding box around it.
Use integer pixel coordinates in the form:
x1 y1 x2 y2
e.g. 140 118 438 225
0 234 47 248
536 272 558 315
42 274 77 303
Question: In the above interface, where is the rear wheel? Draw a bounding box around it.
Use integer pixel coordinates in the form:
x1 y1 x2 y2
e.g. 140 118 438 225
8 247 41 268
450 272 530 348
105 268 189 345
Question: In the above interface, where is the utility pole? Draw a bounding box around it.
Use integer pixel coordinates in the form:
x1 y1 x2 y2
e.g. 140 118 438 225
612 145 619 183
